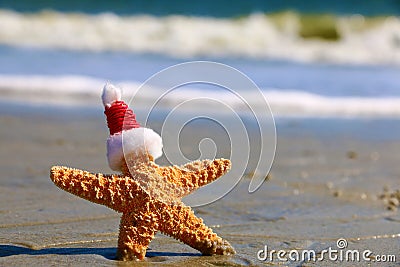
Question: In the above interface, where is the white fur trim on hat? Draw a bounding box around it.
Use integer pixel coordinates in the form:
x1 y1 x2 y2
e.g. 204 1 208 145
107 127 163 171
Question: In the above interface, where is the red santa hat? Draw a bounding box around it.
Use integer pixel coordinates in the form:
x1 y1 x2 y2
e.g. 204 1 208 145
102 83 163 171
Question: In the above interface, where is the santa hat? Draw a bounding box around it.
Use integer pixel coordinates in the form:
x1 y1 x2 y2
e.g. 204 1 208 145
102 83 163 171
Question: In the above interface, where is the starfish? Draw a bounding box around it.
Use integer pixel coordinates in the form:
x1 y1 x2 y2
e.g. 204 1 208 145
50 150 235 260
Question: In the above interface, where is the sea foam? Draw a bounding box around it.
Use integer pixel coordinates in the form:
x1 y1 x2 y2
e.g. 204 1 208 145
1 74 400 118
1 10 400 65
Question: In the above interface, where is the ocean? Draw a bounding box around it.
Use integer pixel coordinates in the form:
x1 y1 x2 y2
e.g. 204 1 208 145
1 3 400 265
0 1 400 117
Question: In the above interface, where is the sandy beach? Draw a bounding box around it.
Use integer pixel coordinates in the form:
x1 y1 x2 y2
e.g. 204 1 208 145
1 0 400 265
0 104 399 266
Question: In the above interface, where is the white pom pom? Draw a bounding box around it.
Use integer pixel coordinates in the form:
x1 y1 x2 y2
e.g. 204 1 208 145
102 83 122 107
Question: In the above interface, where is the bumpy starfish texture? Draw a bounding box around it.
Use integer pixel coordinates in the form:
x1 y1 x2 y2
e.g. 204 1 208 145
50 151 235 260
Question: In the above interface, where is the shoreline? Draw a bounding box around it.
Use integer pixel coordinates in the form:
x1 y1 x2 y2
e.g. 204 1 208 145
0 103 399 265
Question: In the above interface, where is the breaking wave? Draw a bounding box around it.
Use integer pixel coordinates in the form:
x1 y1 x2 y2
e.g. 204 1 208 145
1 9 400 65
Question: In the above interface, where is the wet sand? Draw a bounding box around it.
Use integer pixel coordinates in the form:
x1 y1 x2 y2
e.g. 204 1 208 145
0 106 399 266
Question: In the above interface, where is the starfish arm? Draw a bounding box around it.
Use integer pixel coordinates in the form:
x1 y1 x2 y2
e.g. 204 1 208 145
157 201 236 255
50 166 149 213
154 159 231 196
117 210 159 261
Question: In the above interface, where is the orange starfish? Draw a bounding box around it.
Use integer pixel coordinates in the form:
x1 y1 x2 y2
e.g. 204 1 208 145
49 83 235 260
50 151 235 260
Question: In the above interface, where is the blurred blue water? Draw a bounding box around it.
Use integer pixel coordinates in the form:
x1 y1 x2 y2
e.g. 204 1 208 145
1 46 399 98
1 0 399 16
